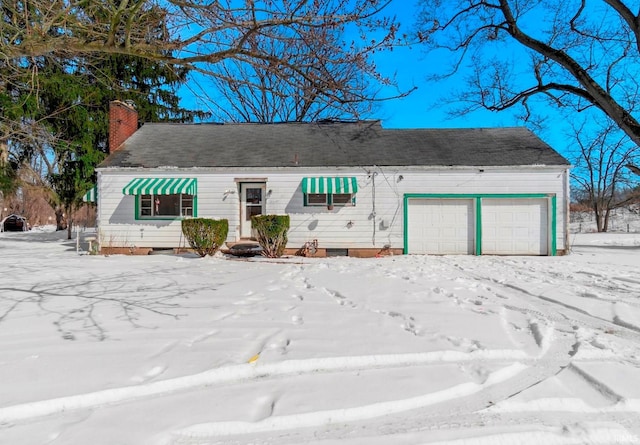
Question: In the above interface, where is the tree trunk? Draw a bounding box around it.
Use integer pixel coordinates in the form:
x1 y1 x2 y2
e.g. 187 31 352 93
66 205 73 239
593 201 606 232
54 206 67 231
603 208 611 232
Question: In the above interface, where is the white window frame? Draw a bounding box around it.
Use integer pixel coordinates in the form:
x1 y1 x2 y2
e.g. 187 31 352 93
137 193 195 219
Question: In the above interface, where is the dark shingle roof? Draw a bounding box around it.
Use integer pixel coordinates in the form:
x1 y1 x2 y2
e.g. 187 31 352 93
98 121 569 169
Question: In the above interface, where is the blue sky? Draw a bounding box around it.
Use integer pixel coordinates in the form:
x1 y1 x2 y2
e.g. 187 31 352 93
370 4 534 124
358 1 571 159
180 1 571 160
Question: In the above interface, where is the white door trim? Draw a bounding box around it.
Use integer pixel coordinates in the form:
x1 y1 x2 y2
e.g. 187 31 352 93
240 183 266 238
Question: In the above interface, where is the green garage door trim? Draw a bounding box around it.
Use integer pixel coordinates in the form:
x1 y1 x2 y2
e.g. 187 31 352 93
403 193 557 256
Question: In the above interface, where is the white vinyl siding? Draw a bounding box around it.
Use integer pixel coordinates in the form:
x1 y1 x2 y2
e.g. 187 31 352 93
97 167 568 252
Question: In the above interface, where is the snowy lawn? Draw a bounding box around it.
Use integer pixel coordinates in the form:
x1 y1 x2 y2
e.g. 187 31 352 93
1 227 640 444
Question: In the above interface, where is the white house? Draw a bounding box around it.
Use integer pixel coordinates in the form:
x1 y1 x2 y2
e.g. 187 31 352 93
95 101 571 256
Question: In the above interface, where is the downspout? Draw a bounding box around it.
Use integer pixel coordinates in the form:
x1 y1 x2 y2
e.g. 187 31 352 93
371 170 377 245
96 171 101 252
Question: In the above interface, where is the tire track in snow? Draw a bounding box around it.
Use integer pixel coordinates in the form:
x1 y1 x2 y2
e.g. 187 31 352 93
0 349 533 424
422 425 640 445
375 257 640 444
249 259 579 445
169 308 569 443
170 363 528 440
441 257 640 343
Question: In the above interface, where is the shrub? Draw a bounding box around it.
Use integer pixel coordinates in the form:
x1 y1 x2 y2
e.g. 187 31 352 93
252 214 290 258
181 218 229 257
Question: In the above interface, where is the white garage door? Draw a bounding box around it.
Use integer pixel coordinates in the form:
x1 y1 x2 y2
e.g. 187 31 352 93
407 198 475 254
482 198 548 255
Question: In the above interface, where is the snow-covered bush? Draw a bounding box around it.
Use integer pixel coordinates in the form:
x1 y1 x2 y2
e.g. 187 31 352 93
251 215 289 258
181 218 228 257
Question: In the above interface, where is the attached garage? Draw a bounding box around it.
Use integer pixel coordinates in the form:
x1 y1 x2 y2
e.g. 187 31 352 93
407 198 475 254
404 194 558 256
481 198 549 255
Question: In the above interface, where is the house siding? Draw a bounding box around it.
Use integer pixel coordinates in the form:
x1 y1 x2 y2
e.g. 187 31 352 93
97 166 568 254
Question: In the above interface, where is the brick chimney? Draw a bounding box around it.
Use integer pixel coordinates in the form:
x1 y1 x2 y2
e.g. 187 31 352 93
109 100 138 153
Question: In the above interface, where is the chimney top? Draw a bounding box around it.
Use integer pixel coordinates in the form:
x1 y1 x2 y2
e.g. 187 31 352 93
109 100 139 154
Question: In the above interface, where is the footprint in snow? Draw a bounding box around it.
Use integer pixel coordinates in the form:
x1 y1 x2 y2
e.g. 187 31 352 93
266 284 286 292
131 365 166 383
249 394 278 421
267 337 291 354
326 289 357 308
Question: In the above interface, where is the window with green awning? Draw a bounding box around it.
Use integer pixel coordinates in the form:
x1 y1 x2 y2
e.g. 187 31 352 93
301 177 358 207
122 178 198 219
122 177 197 195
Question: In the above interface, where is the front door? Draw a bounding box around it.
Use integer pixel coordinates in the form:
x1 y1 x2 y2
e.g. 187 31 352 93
240 183 266 238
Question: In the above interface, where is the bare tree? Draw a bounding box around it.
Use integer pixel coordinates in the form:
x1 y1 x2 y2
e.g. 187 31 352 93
415 0 640 147
203 23 396 122
570 118 640 231
4 1 406 230
2 1 402 185
2 0 400 123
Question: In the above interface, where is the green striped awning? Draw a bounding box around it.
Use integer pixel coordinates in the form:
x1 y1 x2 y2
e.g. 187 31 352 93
122 178 197 195
302 177 358 194
82 186 97 203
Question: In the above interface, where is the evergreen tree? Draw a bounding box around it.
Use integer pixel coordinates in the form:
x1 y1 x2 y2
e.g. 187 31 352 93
41 53 206 238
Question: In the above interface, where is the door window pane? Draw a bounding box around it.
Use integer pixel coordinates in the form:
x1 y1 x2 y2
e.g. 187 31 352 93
246 205 262 220
246 188 262 204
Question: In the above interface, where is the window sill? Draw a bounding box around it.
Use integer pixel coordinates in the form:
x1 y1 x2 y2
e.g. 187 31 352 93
136 216 190 221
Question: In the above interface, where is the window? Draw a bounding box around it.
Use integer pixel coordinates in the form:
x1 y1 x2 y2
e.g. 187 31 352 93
304 193 355 207
307 193 328 206
331 194 353 206
301 177 358 208
138 194 194 218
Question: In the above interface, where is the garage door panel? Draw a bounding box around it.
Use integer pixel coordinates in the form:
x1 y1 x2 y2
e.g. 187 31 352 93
482 198 548 255
408 198 475 254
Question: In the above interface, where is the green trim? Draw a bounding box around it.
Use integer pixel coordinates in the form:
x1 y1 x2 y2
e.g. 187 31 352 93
475 197 482 256
133 193 198 221
403 197 410 254
403 193 558 256
550 195 557 256
404 193 551 199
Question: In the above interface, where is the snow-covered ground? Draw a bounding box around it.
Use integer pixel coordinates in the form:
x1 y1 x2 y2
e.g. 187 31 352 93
2 225 640 445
